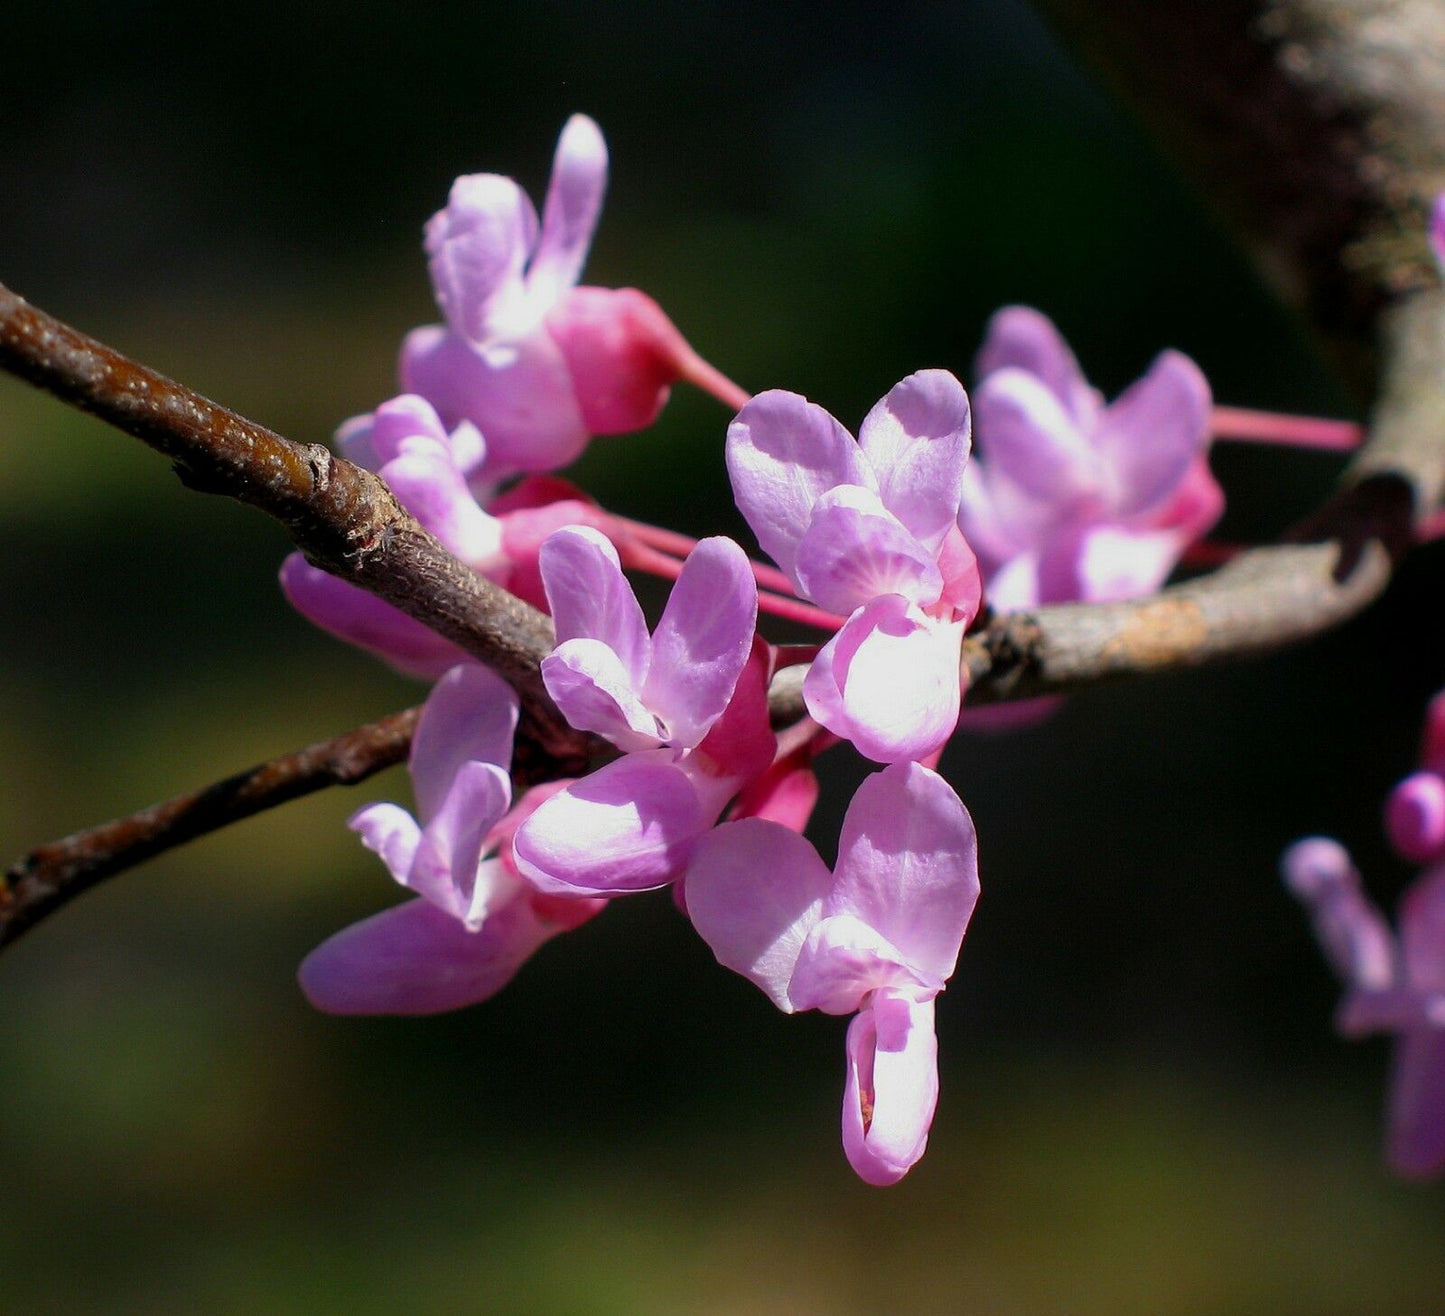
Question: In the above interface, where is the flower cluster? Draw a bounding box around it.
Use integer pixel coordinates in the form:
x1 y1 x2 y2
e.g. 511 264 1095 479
1284 690 1445 1178
288 115 1229 1184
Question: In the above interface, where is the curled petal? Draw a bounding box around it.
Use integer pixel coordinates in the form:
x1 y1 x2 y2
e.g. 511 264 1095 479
542 639 662 752
831 761 980 983
425 174 538 342
414 761 515 922
279 554 465 679
857 370 971 554
726 390 870 581
539 525 651 683
792 486 943 614
298 895 554 1017
528 114 608 308
1094 350 1212 518
685 818 833 1011
1281 837 1397 992
842 993 939 1186
349 803 423 888
399 323 588 479
644 537 759 748
410 663 519 822
512 751 727 896
1386 1029 1445 1179
804 599 963 764
790 913 940 1015
974 305 1098 427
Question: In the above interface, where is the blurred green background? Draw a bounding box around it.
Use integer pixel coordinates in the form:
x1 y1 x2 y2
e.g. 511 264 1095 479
3 3 1444 1312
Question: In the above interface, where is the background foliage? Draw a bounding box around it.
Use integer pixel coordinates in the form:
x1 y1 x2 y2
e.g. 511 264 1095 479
2 2 1443 1311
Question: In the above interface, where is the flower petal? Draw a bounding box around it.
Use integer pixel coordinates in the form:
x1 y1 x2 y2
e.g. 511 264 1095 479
1385 772 1445 865
424 173 539 342
803 599 963 764
1386 1029 1445 1179
726 390 870 581
278 554 465 679
790 912 940 1015
1281 837 1397 992
856 370 971 554
792 486 943 614
399 323 588 479
831 761 980 982
364 394 452 467
379 445 504 570
842 993 939 1186
644 537 758 748
1094 350 1211 518
298 895 553 1016
542 638 662 752
974 305 1098 426
410 662 520 822
972 367 1100 508
1400 866 1445 992
539 525 651 685
694 636 777 781
512 751 724 895
685 818 833 1011
414 760 515 920
527 114 608 308
349 803 423 888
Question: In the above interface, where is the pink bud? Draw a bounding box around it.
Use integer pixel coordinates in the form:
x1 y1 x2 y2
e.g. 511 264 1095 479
1386 772 1445 865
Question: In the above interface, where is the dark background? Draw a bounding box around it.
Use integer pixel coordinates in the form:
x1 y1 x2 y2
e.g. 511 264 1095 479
3 3 1443 1311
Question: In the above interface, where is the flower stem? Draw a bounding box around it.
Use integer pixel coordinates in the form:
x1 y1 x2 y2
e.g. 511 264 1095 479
1211 406 1363 452
608 514 802 598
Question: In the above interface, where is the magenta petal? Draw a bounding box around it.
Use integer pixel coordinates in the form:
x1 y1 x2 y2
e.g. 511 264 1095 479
379 446 503 568
424 173 538 342
1386 1029 1445 1178
726 390 870 580
1281 837 1397 991
792 487 943 614
1400 866 1445 991
644 536 758 748
972 368 1099 508
410 662 520 821
804 599 963 764
1432 194 1445 272
528 114 608 308
414 760 514 917
1094 350 1211 518
841 993 939 1186
542 639 661 752
298 895 552 1016
539 526 651 684
730 754 819 833
856 370 971 555
367 394 451 466
685 818 833 1011
279 554 465 679
695 637 776 782
399 324 588 479
974 305 1098 425
512 751 722 895
832 762 980 982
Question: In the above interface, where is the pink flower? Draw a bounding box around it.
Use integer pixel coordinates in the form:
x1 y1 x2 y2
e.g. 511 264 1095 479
687 761 980 1184
1385 689 1445 865
1430 194 1445 272
959 306 1222 610
512 526 771 896
400 115 710 481
299 663 604 1015
1283 838 1445 1178
727 371 981 763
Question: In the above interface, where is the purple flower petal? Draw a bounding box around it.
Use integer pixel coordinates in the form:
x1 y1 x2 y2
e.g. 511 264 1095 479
972 367 1100 508
512 750 728 895
1386 1028 1445 1178
644 536 758 748
298 894 554 1016
1430 194 1445 272
424 173 538 342
803 598 963 764
539 526 651 685
1281 837 1397 992
1400 866 1445 992
528 114 608 308
279 554 465 679
542 639 662 752
789 913 941 1015
831 762 980 983
349 803 423 888
399 324 588 479
412 761 514 920
410 662 520 821
366 394 451 466
793 486 943 615
726 390 870 581
685 818 833 1011
841 993 939 1186
1385 772 1445 865
856 370 971 555
379 445 504 569
974 305 1098 427
1094 350 1211 518
1068 524 1191 603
